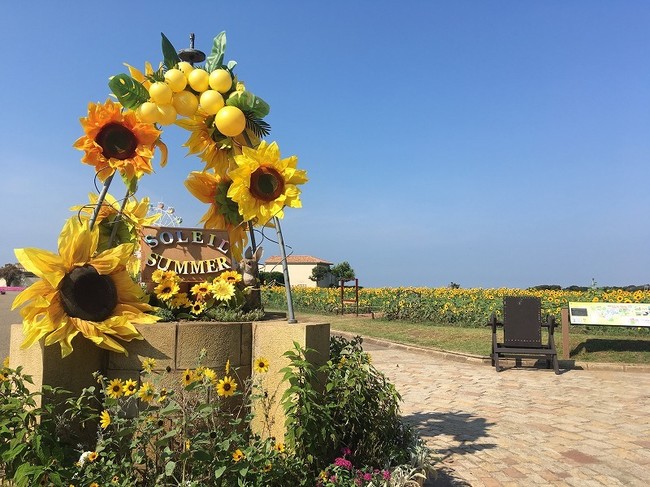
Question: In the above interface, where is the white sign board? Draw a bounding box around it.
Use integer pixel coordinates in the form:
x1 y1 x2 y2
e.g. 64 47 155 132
568 302 650 327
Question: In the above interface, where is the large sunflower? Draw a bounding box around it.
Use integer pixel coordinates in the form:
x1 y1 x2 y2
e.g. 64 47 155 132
227 141 308 226
12 217 158 357
74 99 163 182
184 170 248 260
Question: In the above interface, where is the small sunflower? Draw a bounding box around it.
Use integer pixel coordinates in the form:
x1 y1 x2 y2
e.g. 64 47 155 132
218 270 242 284
169 292 191 309
155 279 180 301
88 451 98 462
141 357 156 373
182 368 195 386
158 387 168 403
107 378 124 399
264 463 272 472
12 217 158 357
211 280 236 302
232 448 245 462
274 442 285 453
190 301 206 316
0 370 9 382
227 141 308 225
217 375 237 397
90 483 99 487
123 378 138 396
74 99 163 182
253 356 270 374
151 269 178 284
138 382 155 403
203 367 217 384
100 410 111 429
191 281 212 301
184 170 248 260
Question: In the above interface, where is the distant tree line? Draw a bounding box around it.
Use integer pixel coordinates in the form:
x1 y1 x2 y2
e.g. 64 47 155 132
529 284 650 292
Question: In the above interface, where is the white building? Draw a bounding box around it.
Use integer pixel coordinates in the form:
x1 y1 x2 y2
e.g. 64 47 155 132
261 255 335 287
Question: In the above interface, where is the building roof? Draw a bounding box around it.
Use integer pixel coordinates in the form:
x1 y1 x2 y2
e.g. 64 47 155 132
264 255 333 265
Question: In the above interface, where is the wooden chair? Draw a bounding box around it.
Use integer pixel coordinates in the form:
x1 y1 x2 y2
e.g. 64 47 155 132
489 296 560 374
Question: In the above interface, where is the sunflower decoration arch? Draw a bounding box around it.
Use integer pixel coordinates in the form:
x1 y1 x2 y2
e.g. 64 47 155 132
12 32 308 356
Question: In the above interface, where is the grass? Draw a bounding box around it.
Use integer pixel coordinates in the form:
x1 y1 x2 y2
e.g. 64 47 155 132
288 310 650 365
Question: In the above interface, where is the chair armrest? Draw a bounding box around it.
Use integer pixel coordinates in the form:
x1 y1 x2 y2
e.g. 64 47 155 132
487 312 502 333
541 315 557 334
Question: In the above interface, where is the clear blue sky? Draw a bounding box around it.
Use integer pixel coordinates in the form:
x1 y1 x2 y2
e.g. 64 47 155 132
1 1 649 289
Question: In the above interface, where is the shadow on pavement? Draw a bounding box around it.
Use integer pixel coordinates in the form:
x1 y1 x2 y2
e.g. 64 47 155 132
403 411 495 487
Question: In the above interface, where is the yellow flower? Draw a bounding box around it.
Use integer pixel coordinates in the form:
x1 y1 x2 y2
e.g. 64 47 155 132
203 367 217 384
227 141 308 225
112 475 119 484
264 462 272 472
217 375 237 397
73 99 163 182
71 192 160 235
274 442 285 453
184 170 248 260
11 217 158 357
177 114 233 174
190 301 206 315
155 279 180 301
88 451 98 462
151 269 177 284
211 280 236 302
169 292 191 309
123 378 138 396
158 387 168 403
218 270 242 284
0 370 9 382
142 357 156 373
185 439 191 451
191 281 212 300
2 357 8 368
100 410 111 429
182 369 195 386
138 382 155 403
253 357 270 373
90 483 99 487
232 448 245 462
107 378 124 399
225 359 230 374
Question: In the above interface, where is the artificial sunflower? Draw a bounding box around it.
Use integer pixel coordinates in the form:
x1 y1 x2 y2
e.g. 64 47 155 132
74 99 165 182
141 357 156 373
217 375 237 397
177 114 233 175
227 141 308 226
88 452 98 463
203 367 217 384
100 410 111 429
218 270 242 284
253 356 270 374
190 301 206 315
190 281 212 301
184 170 248 260
211 280 235 302
12 217 158 357
123 378 138 396
169 292 191 309
154 279 180 301
138 382 155 403
107 378 124 399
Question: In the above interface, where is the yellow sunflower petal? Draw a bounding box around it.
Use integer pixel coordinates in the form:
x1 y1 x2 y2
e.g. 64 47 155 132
14 248 66 288
91 243 135 275
58 217 97 268
11 280 53 310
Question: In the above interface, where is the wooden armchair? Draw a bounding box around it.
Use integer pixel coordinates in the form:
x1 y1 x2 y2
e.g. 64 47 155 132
489 296 559 374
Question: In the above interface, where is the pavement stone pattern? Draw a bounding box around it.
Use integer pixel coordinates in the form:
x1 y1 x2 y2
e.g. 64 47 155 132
358 337 650 487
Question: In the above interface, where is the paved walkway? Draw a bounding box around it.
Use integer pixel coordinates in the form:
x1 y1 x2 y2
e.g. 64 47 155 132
359 337 650 487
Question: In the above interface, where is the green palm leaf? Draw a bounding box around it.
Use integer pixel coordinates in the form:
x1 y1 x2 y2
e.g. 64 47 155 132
108 74 149 110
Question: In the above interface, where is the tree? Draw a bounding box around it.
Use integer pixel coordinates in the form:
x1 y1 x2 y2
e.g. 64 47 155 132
259 271 284 286
0 263 24 287
332 261 355 282
308 264 331 283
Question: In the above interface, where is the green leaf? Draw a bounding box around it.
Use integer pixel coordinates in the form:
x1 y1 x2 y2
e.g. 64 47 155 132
161 32 180 70
214 465 227 478
206 31 227 72
108 74 149 110
165 460 176 476
227 91 270 119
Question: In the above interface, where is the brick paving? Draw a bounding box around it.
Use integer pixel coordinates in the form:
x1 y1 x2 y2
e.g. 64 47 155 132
358 337 650 487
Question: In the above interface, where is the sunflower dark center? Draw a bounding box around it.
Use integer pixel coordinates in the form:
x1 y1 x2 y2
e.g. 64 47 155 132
223 383 231 391
60 265 117 322
95 122 138 160
249 167 285 202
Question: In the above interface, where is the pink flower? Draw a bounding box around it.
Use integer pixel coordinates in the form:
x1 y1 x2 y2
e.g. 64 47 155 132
334 457 353 470
341 447 352 457
382 470 391 480
363 472 373 481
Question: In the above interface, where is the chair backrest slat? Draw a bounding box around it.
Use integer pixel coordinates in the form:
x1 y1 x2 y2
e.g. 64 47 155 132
503 296 542 348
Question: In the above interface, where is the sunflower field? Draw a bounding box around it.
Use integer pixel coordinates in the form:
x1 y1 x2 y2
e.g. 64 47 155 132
262 286 650 327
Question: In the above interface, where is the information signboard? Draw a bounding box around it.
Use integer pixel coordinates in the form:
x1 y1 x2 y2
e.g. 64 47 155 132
568 302 650 327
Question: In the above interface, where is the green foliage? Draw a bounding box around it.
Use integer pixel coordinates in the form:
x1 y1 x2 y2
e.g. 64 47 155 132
0 264 24 287
332 261 355 282
205 31 227 72
260 271 284 286
160 32 180 70
309 265 332 284
108 74 150 110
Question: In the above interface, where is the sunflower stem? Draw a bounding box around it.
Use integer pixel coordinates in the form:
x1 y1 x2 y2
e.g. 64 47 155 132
273 216 297 323
88 173 115 230
248 221 257 252
241 130 254 148
107 188 131 248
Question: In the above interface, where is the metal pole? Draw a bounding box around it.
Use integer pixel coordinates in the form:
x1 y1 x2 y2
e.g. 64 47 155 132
107 188 131 248
273 216 297 323
248 221 257 252
88 173 115 230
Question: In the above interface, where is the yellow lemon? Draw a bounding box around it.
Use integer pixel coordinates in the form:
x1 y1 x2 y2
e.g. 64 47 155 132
164 68 187 92
136 102 160 124
199 90 225 115
214 106 246 137
177 61 194 76
188 69 209 92
157 104 177 125
172 91 199 117
149 82 173 105
209 69 233 93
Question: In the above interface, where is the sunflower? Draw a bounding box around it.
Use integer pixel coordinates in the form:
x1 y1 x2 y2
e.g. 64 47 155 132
88 451 98 462
190 281 212 301
100 410 111 429
211 280 236 302
190 301 206 316
182 369 195 386
158 387 168 403
154 279 180 301
107 378 124 399
218 270 242 284
253 356 270 374
232 449 245 462
216 375 237 397
141 357 156 373
203 367 217 384
72 193 160 231
169 292 191 309
0 370 9 382
138 382 155 403
12 217 158 357
274 442 285 453
184 170 248 260
123 378 138 396
151 269 178 284
74 99 164 182
227 141 308 226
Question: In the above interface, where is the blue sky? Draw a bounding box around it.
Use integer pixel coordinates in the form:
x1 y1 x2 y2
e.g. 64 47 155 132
1 1 649 289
